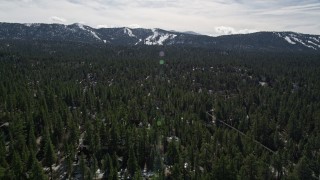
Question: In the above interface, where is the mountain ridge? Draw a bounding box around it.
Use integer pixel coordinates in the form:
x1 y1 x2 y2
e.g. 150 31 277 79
0 22 319 52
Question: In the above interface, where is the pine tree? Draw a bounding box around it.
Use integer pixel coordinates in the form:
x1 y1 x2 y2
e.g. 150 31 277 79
239 154 257 180
166 142 179 165
127 146 139 177
30 154 48 180
257 160 271 180
11 151 24 179
112 152 120 172
133 169 143 180
106 154 116 180
0 166 5 179
171 164 182 179
212 156 235 180
66 153 73 179
43 136 57 179
0 133 7 168
294 156 313 180
27 124 37 152
80 154 88 179
272 153 283 179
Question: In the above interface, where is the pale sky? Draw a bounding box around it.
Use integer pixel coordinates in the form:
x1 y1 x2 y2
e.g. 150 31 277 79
1 0 319 36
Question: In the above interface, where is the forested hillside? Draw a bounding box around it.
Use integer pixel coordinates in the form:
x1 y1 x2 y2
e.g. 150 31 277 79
1 22 320 52
0 41 319 179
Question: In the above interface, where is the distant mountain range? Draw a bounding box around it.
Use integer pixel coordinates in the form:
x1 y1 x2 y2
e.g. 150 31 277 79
0 22 319 52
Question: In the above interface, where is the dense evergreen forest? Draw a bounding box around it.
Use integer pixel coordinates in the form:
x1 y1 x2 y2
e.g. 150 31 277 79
0 41 320 179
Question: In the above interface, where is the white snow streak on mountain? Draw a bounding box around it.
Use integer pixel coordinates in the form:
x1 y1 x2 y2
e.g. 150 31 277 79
24 23 40 27
76 23 102 41
145 29 177 45
310 37 319 43
124 28 136 37
274 32 282 38
135 39 142 45
308 41 320 48
77 23 86 30
276 33 319 49
145 29 158 45
157 34 177 45
284 36 296 44
157 34 171 45
24 23 32 27
89 30 101 40
291 37 316 50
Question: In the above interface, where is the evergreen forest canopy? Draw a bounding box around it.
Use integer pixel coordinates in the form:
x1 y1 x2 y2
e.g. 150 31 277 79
0 40 320 179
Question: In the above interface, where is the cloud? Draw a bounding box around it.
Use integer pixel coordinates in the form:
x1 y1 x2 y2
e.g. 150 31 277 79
0 0 319 35
50 16 67 23
214 26 258 36
127 24 140 29
97 24 109 28
254 2 320 16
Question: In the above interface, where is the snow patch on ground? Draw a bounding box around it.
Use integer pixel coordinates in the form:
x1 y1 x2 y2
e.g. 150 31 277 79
77 23 86 30
0 122 9 127
259 82 268 87
157 34 171 45
52 164 60 171
78 132 85 147
88 30 101 40
124 27 136 37
291 37 316 50
284 36 296 44
75 23 102 41
24 23 32 27
135 39 142 45
277 33 317 49
274 32 282 38
310 37 319 43
95 169 104 179
24 23 40 27
145 29 158 45
145 29 177 45
307 40 320 48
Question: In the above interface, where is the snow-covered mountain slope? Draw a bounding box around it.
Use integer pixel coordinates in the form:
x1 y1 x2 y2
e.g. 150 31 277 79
213 31 320 51
123 27 136 37
275 32 320 50
0 22 319 52
144 29 177 45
